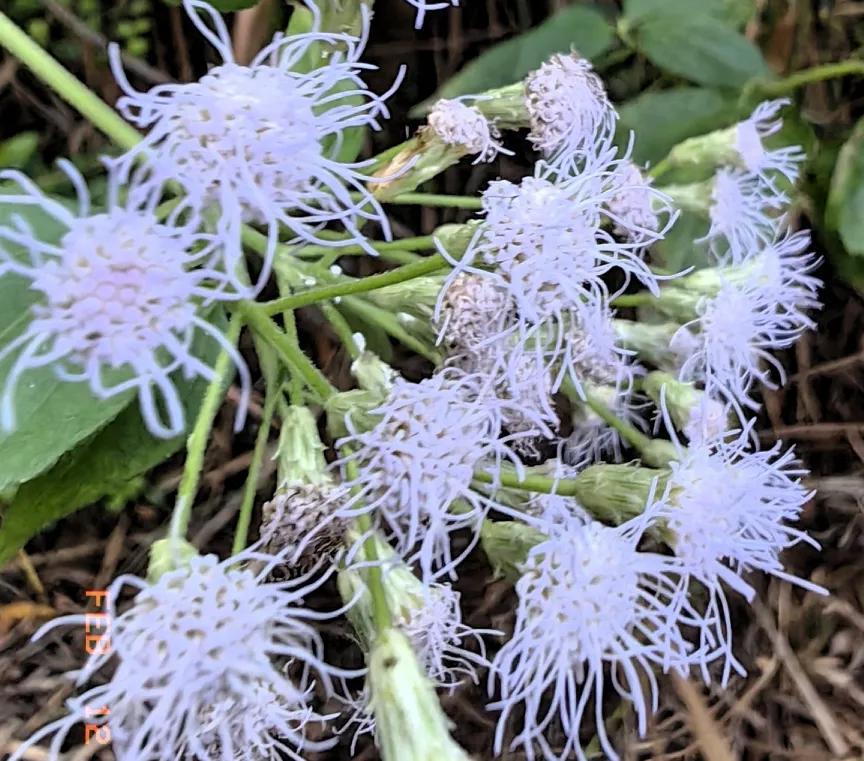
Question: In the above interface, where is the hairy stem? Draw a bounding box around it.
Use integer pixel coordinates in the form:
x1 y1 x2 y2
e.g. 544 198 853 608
260 253 448 315
238 302 336 401
743 59 864 100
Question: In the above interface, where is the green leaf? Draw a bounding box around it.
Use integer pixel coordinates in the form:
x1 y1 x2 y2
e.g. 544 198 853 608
627 15 769 88
653 210 711 272
623 0 727 23
0 197 136 492
617 87 737 165
0 310 229 565
420 6 614 104
827 116 864 256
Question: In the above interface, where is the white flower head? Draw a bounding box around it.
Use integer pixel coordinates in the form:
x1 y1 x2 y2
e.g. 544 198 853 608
704 168 787 262
109 0 397 286
398 582 492 688
676 262 818 411
12 550 355 761
525 53 617 169
604 160 662 242
428 98 507 162
335 368 531 580
405 0 459 28
479 173 662 320
654 432 824 681
735 99 805 185
0 164 248 439
489 514 692 761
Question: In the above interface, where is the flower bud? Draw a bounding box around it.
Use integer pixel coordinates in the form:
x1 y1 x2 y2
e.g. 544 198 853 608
325 389 385 438
276 405 329 488
367 628 472 761
571 464 667 525
480 520 548 582
613 319 684 369
367 275 445 321
147 537 198 582
642 371 730 443
351 350 397 398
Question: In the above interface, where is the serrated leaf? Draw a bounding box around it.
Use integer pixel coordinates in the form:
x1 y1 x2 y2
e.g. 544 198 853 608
629 15 769 88
0 310 229 565
826 117 864 256
618 87 737 165
417 6 614 109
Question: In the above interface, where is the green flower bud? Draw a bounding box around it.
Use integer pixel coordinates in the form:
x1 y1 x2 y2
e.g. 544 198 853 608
147 537 198 583
367 628 472 761
660 180 713 214
325 388 384 438
642 371 730 442
371 131 470 200
366 275 446 321
351 350 396 397
480 520 548 582
571 464 667 525
434 221 482 259
661 126 742 178
472 82 529 129
613 319 683 369
276 405 329 488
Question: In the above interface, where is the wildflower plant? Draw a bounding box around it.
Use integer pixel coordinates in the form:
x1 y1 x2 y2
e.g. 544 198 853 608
0 2 832 761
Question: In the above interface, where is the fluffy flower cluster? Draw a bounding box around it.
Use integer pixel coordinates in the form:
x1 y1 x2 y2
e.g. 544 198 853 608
10 551 353 761
334 367 535 580
0 165 248 438
7 6 827 761
111 0 397 286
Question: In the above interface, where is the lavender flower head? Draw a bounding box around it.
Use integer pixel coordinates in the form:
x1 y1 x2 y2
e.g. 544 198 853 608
11 550 353 761
489 513 692 761
653 431 825 681
427 98 507 162
335 368 532 580
735 99 805 185
704 168 787 262
525 53 617 170
0 164 248 438
109 0 397 283
674 259 819 411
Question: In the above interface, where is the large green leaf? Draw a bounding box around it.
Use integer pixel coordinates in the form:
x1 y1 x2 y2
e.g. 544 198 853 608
827 116 864 257
417 6 614 108
625 14 769 88
618 87 737 166
0 309 229 565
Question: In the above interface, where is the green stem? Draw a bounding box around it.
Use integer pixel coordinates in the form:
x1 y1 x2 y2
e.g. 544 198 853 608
473 468 581 496
169 315 244 543
743 59 864 100
341 296 440 363
243 226 436 262
238 302 336 401
260 253 447 316
0 13 140 150
382 192 484 210
583 391 653 453
343 457 392 632
231 381 278 554
321 303 362 359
